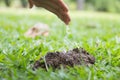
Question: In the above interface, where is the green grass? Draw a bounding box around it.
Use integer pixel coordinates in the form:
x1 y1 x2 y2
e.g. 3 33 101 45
0 8 120 80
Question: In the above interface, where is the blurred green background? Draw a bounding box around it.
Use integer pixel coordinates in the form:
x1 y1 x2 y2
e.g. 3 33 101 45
1 0 120 13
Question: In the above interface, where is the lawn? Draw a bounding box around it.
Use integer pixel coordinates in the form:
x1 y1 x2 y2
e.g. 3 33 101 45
0 8 120 80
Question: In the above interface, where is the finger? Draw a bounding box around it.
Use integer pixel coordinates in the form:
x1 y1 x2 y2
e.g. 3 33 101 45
32 0 63 12
28 0 34 8
41 3 70 25
34 0 69 12
42 0 70 24
31 1 63 20
43 0 68 12
36 3 62 18
31 0 70 24
63 12 71 25
36 3 67 24
61 12 71 25
35 1 70 24
52 0 68 12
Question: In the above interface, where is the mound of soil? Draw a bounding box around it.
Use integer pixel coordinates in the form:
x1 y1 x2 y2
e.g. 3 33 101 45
33 48 95 70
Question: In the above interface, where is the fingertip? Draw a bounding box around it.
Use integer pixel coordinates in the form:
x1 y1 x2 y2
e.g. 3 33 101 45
65 18 71 25
64 13 71 25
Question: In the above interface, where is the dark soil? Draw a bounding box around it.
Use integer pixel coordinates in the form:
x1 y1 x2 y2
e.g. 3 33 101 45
33 48 95 70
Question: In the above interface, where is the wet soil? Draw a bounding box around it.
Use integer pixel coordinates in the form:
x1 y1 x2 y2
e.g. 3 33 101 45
33 48 95 70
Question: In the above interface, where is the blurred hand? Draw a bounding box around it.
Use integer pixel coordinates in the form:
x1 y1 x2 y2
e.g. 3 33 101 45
28 0 70 25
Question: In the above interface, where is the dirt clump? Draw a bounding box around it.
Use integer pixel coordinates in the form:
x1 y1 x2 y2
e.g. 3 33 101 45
25 23 49 38
33 48 95 70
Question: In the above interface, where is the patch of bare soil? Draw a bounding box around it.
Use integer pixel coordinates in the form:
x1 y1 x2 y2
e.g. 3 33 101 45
25 23 49 38
33 48 95 70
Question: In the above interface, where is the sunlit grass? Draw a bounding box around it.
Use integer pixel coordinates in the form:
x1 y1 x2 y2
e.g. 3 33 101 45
0 8 120 80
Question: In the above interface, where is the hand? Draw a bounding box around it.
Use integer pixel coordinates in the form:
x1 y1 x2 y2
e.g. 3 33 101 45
28 0 71 25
